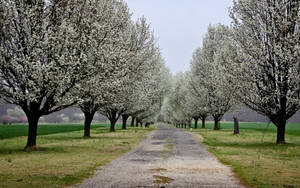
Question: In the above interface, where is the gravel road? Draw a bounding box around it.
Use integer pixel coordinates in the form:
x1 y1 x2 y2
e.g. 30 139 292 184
73 125 245 188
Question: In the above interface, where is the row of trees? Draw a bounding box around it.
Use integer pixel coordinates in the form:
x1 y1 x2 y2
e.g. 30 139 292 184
0 0 170 149
165 0 300 144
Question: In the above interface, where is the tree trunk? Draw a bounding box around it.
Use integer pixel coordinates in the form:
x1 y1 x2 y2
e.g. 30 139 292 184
25 114 40 150
194 117 198 129
276 120 286 144
188 120 191 129
122 114 129 130
108 110 118 132
83 111 96 137
184 124 186 129
130 117 135 127
214 118 220 130
201 118 206 129
135 118 139 127
233 116 239 135
140 122 143 127
110 119 117 132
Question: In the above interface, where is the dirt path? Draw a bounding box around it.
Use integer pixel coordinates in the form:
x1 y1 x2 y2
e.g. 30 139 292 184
73 125 245 188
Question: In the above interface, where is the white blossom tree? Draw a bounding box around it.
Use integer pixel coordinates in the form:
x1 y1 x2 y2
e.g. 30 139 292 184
0 0 103 149
167 72 192 128
74 0 133 137
132 56 171 127
117 23 160 129
186 74 210 129
190 24 234 130
229 0 300 143
97 17 163 132
214 37 243 134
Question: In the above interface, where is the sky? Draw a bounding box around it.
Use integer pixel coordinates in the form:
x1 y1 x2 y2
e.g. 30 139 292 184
125 0 233 74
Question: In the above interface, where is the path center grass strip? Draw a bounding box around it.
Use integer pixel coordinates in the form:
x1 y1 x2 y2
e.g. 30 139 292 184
0 125 154 188
190 122 300 188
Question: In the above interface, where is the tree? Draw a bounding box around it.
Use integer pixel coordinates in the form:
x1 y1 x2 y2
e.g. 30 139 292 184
0 0 98 149
167 72 192 127
98 17 159 132
187 74 210 129
230 0 300 143
190 24 233 130
124 53 170 128
74 0 132 137
214 37 244 134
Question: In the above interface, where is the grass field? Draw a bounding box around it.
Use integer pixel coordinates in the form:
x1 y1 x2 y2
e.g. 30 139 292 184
0 123 154 188
190 121 300 188
0 122 126 139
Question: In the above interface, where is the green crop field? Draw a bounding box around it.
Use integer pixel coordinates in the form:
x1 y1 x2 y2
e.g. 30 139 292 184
190 121 300 188
0 123 125 139
194 121 300 136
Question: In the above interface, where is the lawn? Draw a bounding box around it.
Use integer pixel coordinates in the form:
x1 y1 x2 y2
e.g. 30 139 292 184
0 124 154 188
190 121 300 188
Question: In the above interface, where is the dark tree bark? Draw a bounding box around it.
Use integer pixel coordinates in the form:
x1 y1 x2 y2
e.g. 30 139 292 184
276 124 286 144
83 111 96 137
25 114 40 150
135 118 139 127
122 114 129 130
110 119 117 132
184 124 186 129
145 122 150 128
80 103 98 137
213 116 221 130
20 98 76 149
188 119 192 129
233 116 239 135
273 119 287 144
140 122 143 127
194 117 199 129
201 118 206 128
130 116 135 127
200 115 207 128
107 110 120 132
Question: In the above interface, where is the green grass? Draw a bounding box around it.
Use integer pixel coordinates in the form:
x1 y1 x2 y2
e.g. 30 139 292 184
0 124 154 188
190 122 300 188
0 123 124 139
192 121 300 136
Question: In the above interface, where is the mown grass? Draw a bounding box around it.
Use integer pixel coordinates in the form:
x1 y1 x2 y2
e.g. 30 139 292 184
190 122 300 188
0 124 154 188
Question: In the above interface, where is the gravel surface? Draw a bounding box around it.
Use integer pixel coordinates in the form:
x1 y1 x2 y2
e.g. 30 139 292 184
73 125 245 188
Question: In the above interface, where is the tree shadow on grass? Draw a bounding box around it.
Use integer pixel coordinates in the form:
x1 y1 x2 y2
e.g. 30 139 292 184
42 135 132 142
0 145 89 155
205 141 300 149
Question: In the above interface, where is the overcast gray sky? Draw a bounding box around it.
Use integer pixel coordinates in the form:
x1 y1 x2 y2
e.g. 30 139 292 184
125 0 233 74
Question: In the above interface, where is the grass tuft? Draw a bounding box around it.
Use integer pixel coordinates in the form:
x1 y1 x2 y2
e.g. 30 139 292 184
153 175 174 184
